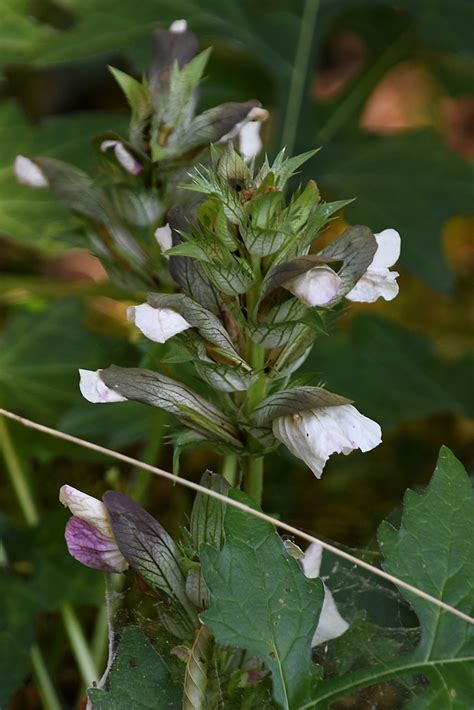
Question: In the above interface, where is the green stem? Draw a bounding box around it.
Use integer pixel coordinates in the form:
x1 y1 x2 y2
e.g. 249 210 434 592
219 454 238 486
0 415 38 525
242 456 264 505
61 604 98 686
30 645 62 710
280 0 320 154
0 414 99 688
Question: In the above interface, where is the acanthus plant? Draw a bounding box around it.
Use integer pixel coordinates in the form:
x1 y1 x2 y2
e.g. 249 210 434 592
20 20 471 710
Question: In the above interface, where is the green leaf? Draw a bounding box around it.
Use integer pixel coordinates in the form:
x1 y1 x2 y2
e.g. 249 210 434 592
379 447 474 661
306 315 474 428
307 447 474 708
190 471 229 552
201 490 324 709
87 627 182 709
100 365 243 448
316 133 474 291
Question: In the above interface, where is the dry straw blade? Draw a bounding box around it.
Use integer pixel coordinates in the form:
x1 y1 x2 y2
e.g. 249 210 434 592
1 407 472 626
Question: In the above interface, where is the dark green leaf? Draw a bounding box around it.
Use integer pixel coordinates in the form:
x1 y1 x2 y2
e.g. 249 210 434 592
201 490 324 709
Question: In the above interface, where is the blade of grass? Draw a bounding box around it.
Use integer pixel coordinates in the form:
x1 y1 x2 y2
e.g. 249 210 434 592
0 413 99 690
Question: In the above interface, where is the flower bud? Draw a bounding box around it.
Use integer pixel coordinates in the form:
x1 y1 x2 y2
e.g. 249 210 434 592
155 223 173 256
169 19 187 33
79 369 127 403
127 303 192 343
59 485 128 572
100 140 142 175
14 156 49 188
286 265 342 307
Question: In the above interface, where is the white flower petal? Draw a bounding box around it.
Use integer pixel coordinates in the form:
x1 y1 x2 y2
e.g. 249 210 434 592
155 223 173 255
79 369 127 404
346 269 399 303
127 303 192 343
286 266 342 307
239 121 263 162
312 584 349 646
169 19 187 32
301 542 323 578
14 156 49 188
346 228 400 303
219 106 269 161
272 404 382 478
299 542 349 647
100 140 142 174
59 485 113 538
371 229 401 270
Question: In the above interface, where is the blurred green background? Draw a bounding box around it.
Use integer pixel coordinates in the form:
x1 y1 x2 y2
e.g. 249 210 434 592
0 0 473 707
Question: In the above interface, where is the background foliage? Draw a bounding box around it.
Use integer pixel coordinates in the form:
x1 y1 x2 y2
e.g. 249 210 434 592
0 0 472 707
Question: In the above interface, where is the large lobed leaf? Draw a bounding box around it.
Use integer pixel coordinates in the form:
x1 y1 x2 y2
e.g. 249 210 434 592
307 447 474 708
201 490 324 709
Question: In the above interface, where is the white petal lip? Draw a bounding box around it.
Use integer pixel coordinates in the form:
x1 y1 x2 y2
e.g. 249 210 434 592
14 156 49 188
127 303 192 343
155 223 173 255
59 485 113 538
100 140 142 175
239 121 263 162
169 19 187 32
219 106 269 161
346 228 400 303
302 542 349 646
286 265 343 307
272 404 382 478
79 369 127 403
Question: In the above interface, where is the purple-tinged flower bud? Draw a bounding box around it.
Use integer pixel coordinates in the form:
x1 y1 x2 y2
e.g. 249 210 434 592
14 156 49 188
100 140 142 175
60 485 128 573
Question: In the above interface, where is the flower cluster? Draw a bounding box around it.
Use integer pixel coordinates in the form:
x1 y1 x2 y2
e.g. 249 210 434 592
77 144 400 478
14 19 268 291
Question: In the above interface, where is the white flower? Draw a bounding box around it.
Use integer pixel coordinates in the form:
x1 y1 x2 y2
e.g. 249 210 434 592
219 106 269 162
79 369 127 404
100 140 142 175
346 229 400 303
127 303 192 343
60 485 128 572
301 542 349 647
272 404 382 478
155 223 173 256
285 265 343 307
169 19 187 33
14 156 49 188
